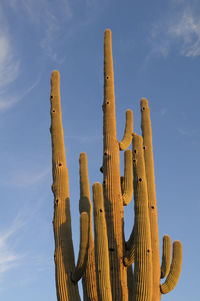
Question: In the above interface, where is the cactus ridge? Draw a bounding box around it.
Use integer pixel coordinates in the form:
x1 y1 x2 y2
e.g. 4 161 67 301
49 30 182 301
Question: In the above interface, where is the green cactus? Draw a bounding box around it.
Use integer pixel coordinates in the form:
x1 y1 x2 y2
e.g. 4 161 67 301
49 29 182 301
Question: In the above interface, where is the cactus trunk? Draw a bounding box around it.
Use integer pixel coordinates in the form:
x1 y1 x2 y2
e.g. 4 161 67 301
50 71 81 301
103 29 128 301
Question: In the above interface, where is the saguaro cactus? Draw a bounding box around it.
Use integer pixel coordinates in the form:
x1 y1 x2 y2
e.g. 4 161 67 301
49 29 182 301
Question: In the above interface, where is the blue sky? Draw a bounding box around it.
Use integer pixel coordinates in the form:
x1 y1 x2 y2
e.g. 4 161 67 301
0 0 199 300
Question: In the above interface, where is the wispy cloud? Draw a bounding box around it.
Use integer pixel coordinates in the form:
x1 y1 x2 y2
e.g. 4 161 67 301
176 127 198 137
8 0 73 62
0 217 24 281
0 74 41 112
148 3 200 58
160 108 167 117
0 34 20 89
6 166 50 188
0 3 42 112
7 0 104 62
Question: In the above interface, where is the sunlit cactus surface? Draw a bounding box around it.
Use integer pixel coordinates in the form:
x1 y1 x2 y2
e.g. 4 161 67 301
49 29 182 301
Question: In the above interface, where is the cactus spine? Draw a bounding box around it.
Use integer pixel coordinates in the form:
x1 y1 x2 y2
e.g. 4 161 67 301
50 29 182 301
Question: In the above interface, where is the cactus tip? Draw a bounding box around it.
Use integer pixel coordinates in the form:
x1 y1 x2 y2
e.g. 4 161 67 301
104 28 112 36
140 97 149 110
51 70 60 84
80 152 87 159
93 182 101 190
133 133 143 144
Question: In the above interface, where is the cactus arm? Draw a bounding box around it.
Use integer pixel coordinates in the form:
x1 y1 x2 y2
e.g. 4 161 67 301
132 133 152 301
140 98 160 300
161 235 171 279
50 70 80 301
124 220 135 267
125 226 134 251
71 212 89 282
103 29 128 300
122 149 133 206
79 152 98 301
160 241 182 294
124 214 135 266
119 110 133 151
92 183 112 301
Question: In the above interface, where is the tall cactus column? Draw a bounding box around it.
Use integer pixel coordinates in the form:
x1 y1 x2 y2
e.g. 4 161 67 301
78 153 98 301
50 71 80 301
140 98 161 300
132 134 152 301
102 29 128 301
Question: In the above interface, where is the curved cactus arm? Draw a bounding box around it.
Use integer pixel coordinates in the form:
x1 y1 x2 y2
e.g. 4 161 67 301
122 149 133 206
119 110 133 151
160 240 182 295
92 182 112 301
50 70 81 301
71 212 89 282
132 133 152 301
79 152 98 301
161 235 171 279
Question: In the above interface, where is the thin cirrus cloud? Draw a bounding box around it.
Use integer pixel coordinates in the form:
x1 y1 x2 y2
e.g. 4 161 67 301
8 0 73 62
0 217 25 283
0 34 20 90
0 4 42 112
148 5 200 58
168 8 200 57
0 73 41 112
3 166 51 188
